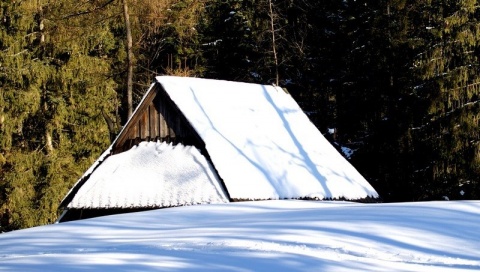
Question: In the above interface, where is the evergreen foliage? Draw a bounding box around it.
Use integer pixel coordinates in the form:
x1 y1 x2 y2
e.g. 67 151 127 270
405 0 480 200
135 0 207 80
1 0 116 231
351 0 480 201
1 0 480 231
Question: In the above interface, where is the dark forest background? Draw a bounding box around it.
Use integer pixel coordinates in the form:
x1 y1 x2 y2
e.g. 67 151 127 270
2 0 480 231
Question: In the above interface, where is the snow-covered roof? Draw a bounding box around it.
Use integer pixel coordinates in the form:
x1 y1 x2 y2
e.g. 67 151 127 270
156 76 378 200
68 142 228 209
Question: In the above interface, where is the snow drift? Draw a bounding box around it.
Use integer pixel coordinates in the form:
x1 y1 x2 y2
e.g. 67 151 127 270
1 200 479 271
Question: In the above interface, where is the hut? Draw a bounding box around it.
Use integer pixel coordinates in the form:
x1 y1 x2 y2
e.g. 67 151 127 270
58 76 378 222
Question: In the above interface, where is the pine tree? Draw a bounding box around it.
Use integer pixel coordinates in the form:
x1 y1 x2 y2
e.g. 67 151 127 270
0 0 117 231
201 0 260 81
135 0 207 79
405 0 480 200
352 0 480 201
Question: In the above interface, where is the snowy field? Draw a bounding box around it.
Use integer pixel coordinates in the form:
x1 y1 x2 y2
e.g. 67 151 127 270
0 200 479 271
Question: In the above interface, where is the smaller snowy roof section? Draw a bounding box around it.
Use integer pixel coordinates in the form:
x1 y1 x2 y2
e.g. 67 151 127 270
68 141 228 209
156 76 378 200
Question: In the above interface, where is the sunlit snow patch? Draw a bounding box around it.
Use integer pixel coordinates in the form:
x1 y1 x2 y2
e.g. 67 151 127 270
68 141 228 209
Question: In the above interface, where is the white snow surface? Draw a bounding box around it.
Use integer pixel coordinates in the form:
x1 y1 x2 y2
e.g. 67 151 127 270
68 141 228 209
156 76 378 200
1 200 479 271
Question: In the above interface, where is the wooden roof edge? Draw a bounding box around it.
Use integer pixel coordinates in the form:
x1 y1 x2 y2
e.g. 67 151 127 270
58 153 112 210
112 82 159 152
58 174 90 210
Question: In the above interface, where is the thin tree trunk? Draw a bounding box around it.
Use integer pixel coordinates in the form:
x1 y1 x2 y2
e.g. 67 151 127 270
268 0 279 86
123 0 133 118
39 2 53 154
45 130 53 154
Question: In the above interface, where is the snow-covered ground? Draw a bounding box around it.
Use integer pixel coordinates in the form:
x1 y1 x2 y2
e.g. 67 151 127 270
1 200 479 271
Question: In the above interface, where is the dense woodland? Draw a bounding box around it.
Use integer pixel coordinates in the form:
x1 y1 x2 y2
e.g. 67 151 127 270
1 0 480 231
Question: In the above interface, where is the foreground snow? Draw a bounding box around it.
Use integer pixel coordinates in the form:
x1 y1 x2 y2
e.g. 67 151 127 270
1 200 479 271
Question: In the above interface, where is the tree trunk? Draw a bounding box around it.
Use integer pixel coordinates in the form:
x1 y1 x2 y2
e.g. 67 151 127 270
45 130 53 154
123 0 133 118
268 0 279 86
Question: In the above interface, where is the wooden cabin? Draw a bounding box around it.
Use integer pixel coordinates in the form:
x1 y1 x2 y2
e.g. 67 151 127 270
58 76 378 222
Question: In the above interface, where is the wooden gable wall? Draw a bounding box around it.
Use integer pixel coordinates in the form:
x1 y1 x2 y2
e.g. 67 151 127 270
112 84 204 154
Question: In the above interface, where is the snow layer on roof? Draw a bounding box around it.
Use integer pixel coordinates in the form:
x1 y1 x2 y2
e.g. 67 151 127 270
157 76 379 200
68 141 228 209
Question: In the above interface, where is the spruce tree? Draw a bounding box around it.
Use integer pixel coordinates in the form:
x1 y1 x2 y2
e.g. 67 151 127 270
201 0 260 82
352 0 480 201
1 0 117 231
140 0 206 76
406 0 480 199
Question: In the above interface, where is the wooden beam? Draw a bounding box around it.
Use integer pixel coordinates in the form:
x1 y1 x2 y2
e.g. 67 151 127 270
113 85 159 153
149 104 158 138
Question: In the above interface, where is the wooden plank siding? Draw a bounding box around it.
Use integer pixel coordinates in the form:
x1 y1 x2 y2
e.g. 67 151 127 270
112 85 204 155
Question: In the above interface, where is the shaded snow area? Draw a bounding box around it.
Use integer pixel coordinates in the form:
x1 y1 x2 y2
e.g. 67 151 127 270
157 76 378 200
1 200 479 271
68 141 228 209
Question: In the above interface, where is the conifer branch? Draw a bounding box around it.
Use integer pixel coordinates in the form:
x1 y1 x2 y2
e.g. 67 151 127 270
62 0 115 19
